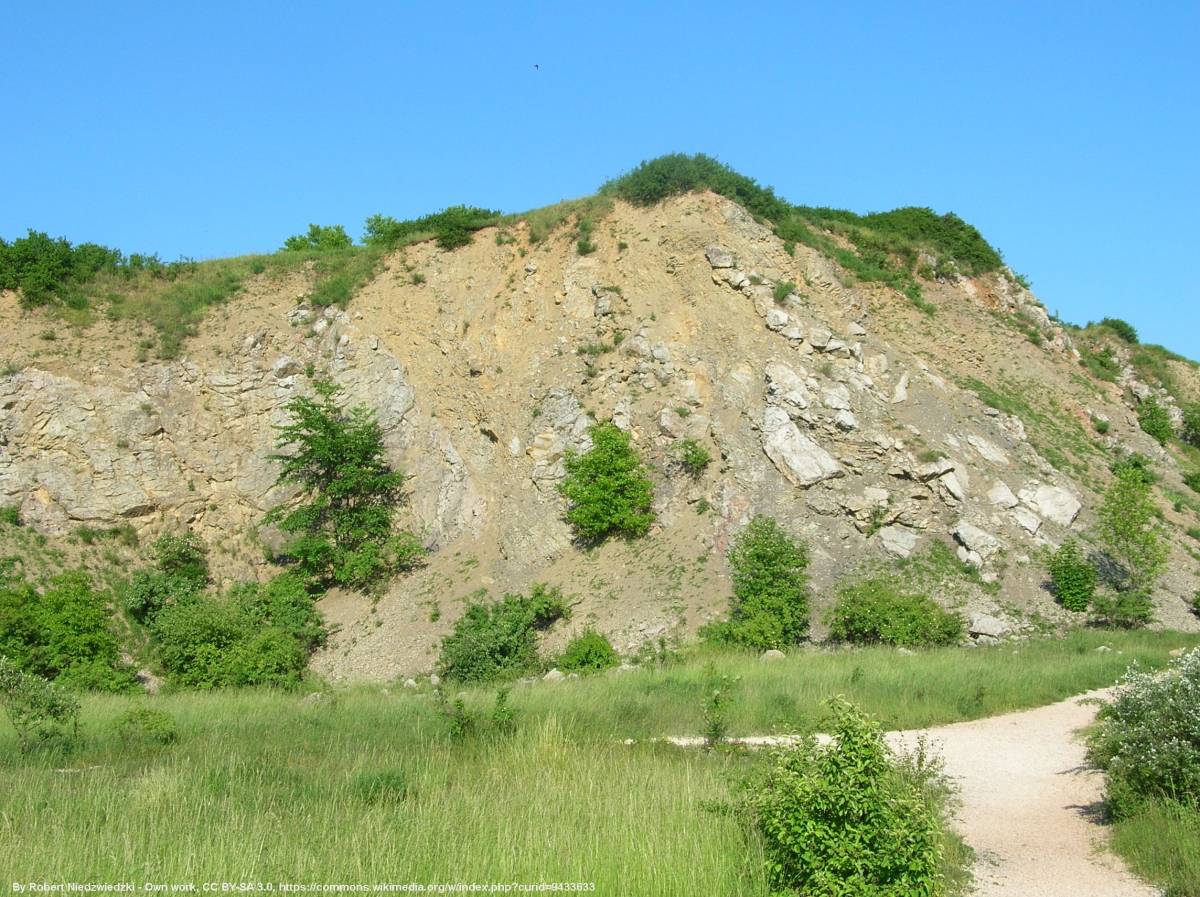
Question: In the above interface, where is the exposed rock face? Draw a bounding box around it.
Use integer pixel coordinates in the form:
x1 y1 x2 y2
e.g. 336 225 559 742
2 188 1197 679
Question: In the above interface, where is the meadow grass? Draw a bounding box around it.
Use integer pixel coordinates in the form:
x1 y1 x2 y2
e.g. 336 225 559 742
1 629 1193 888
1110 801 1200 897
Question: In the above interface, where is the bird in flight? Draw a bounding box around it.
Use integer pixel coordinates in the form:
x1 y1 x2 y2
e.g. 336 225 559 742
534 64 539 70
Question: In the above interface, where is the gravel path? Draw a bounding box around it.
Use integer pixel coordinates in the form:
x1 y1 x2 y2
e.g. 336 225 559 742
887 690 1156 896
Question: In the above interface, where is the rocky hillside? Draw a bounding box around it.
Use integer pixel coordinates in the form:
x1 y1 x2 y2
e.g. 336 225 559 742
2 183 1198 680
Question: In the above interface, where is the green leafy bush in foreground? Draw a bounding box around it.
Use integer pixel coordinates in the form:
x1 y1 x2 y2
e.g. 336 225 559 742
0 656 80 752
703 516 810 651
0 571 136 691
1088 648 1200 819
558 422 654 543
745 700 947 896
149 573 324 689
828 579 963 648
112 706 178 745
1047 539 1097 612
557 629 619 673
437 585 569 684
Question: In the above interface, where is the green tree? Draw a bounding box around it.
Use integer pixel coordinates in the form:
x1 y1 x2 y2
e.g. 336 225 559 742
123 531 209 623
704 516 810 650
266 380 422 590
558 422 654 543
1181 403 1200 448
1047 539 1098 612
1137 397 1174 446
1096 467 1168 626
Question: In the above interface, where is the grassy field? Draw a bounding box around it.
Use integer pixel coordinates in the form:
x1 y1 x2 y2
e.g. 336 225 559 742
2 629 1195 890
1111 801 1200 897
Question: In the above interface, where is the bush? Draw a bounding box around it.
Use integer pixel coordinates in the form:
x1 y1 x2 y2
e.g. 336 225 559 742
436 586 568 684
0 229 124 307
0 506 20 527
266 380 422 590
1137 397 1174 446
703 517 810 651
123 532 209 623
1111 452 1158 485
1048 539 1097 612
0 657 80 752
557 629 619 673
773 280 796 302
676 437 712 478
1088 649 1200 818
1100 317 1139 344
150 589 311 689
745 700 945 896
1185 471 1200 494
112 707 178 745
828 578 964 648
363 206 501 251
229 572 326 652
0 571 136 691
1182 404 1200 448
1096 467 1167 625
282 224 353 253
558 422 654 543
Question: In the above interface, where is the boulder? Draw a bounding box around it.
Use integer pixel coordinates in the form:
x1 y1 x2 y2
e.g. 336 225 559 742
877 525 919 558
953 521 1002 561
543 669 565 683
1012 506 1042 535
891 372 909 404
968 613 1012 639
834 409 858 431
761 407 843 486
987 481 1019 509
968 435 1009 465
765 308 791 331
1021 484 1082 526
403 678 418 689
808 328 832 350
760 649 786 662
705 245 735 268
272 355 303 379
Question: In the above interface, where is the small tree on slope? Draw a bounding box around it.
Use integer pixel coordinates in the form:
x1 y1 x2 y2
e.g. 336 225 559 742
266 380 422 590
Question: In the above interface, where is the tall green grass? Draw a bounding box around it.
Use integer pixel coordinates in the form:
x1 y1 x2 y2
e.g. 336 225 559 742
1 630 1191 887
1110 801 1200 897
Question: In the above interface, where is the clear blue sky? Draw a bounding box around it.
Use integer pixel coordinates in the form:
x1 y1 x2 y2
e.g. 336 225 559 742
4 1 1197 358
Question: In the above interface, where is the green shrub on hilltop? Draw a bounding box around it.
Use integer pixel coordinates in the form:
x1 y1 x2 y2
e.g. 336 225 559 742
558 423 655 543
436 585 570 684
828 578 964 648
703 516 811 651
744 700 946 896
0 229 124 307
1099 317 1139 344
266 380 423 590
1047 539 1098 613
282 224 354 252
363 205 501 251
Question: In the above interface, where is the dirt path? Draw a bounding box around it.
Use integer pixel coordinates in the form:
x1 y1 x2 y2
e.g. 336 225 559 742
665 690 1155 895
886 690 1156 896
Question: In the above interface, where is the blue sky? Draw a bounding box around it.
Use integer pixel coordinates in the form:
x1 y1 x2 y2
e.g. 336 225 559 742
3 1 1197 357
